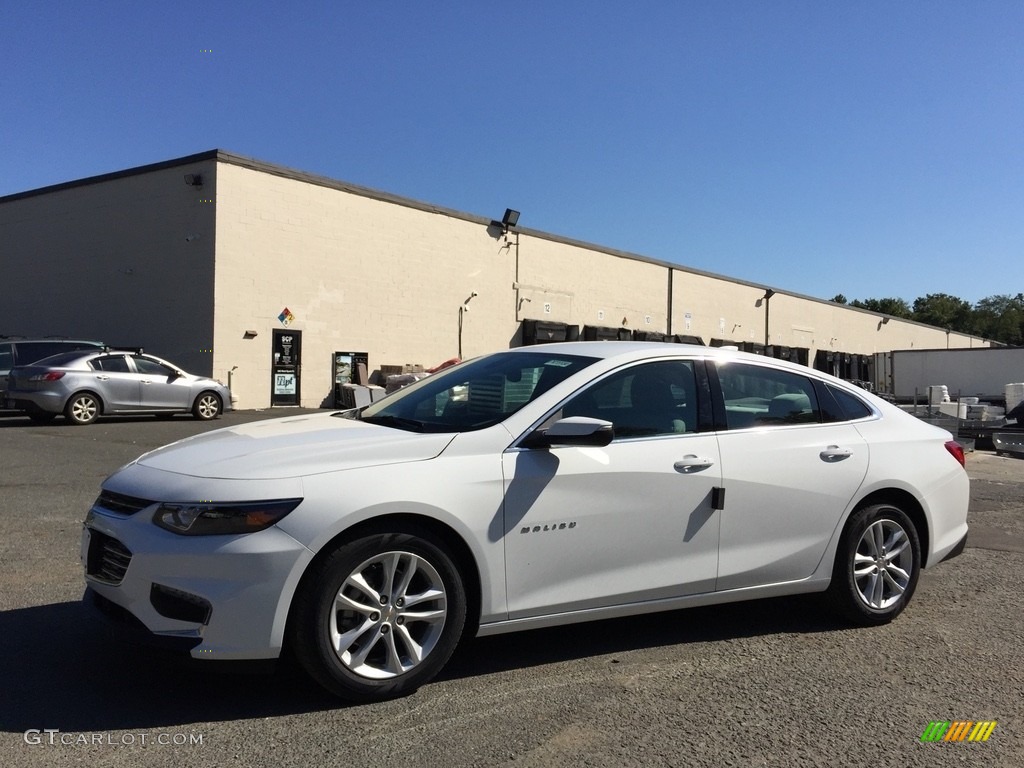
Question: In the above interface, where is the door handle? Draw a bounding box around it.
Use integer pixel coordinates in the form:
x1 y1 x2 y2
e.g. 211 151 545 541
95 375 109 381
820 445 852 462
142 380 152 385
674 455 715 473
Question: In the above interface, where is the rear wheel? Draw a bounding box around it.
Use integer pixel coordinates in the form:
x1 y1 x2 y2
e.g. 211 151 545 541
64 393 100 425
828 503 921 625
290 531 467 702
192 392 221 420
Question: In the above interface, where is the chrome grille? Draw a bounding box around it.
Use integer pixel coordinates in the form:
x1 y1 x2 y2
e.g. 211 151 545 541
86 530 133 585
95 490 154 516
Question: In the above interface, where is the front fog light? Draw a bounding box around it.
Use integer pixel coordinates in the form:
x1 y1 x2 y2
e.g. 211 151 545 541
153 499 302 536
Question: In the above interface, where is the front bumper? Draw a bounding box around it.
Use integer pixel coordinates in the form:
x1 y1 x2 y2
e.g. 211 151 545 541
82 502 313 660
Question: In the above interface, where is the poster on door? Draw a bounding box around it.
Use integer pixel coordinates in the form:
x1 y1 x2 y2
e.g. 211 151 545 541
274 372 296 395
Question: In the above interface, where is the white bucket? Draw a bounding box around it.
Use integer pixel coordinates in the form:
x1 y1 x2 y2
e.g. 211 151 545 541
928 385 949 405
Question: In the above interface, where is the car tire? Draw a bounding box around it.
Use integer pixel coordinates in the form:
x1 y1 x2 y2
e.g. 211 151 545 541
27 411 57 424
828 503 921 625
290 531 467 702
191 392 221 420
64 393 101 425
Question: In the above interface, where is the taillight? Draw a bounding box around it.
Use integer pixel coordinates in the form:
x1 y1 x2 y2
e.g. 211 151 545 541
29 371 65 382
944 440 966 468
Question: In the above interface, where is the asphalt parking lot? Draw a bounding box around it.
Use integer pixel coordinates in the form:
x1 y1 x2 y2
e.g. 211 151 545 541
1 410 1021 767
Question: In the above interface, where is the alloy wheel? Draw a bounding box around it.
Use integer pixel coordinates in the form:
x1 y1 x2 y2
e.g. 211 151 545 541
329 550 448 680
852 518 913 610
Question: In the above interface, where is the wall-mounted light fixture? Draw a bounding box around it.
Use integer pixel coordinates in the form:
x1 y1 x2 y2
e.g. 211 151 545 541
184 173 203 187
491 208 520 234
881 317 890 324
243 330 258 339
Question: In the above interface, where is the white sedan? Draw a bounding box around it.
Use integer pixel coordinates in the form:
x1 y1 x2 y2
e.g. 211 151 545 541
81 342 969 702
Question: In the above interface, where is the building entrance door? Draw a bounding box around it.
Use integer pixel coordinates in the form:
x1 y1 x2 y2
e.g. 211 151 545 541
271 329 301 406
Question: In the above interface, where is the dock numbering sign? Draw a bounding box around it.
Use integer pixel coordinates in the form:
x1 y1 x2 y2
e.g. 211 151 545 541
920 721 997 742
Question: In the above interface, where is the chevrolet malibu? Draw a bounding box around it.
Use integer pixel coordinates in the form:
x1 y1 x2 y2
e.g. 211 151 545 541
81 342 969 702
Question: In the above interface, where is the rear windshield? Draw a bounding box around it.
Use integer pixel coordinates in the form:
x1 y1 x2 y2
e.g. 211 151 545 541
23 350 94 368
15 341 101 365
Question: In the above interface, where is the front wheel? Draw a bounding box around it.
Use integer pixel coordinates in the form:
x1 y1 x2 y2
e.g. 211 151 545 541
828 503 921 625
192 392 221 420
290 532 467 702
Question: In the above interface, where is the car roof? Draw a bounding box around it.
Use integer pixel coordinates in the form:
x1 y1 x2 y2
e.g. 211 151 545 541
508 340 871 392
512 340 744 363
2 338 104 344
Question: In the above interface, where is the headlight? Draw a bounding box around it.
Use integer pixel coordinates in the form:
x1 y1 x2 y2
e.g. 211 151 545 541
153 499 302 536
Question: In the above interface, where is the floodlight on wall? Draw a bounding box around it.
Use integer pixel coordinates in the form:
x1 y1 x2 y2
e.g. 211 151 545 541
243 330 258 339
491 208 521 234
881 317 890 324
184 174 203 187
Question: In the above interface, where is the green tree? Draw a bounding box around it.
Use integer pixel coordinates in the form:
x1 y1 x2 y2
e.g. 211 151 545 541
831 294 848 305
849 297 913 318
912 293 973 332
972 293 1024 345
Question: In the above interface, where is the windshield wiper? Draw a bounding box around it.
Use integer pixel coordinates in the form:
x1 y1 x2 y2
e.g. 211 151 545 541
360 414 428 432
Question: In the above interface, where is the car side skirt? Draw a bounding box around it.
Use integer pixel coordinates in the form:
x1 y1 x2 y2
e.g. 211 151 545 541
475 576 831 637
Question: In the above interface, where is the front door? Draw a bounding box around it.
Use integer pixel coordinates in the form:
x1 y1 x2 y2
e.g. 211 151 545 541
502 359 722 619
271 330 302 406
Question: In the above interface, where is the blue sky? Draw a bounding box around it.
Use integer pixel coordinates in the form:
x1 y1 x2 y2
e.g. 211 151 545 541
3 1 1022 305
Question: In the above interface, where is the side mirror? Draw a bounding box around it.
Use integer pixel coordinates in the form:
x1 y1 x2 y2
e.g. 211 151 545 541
521 416 614 449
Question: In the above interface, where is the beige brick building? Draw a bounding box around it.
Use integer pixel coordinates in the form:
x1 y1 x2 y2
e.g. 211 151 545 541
1 150 989 409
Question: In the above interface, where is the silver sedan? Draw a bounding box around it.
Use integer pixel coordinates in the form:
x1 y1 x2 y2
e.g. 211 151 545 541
5 349 231 425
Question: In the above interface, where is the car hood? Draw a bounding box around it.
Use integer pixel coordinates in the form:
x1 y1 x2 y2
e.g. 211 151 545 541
134 412 456 480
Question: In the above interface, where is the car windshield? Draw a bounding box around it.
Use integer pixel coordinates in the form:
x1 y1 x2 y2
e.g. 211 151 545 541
349 351 598 432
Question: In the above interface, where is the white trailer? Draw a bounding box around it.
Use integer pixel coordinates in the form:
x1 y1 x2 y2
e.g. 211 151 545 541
882 347 1024 404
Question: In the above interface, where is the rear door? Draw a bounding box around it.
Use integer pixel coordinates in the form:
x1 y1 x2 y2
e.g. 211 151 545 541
88 355 139 411
710 360 869 590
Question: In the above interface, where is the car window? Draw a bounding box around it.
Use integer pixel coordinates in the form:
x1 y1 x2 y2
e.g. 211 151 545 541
0 343 12 370
717 362 820 429
561 360 698 438
90 355 132 373
827 384 874 421
357 351 598 432
132 356 174 376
